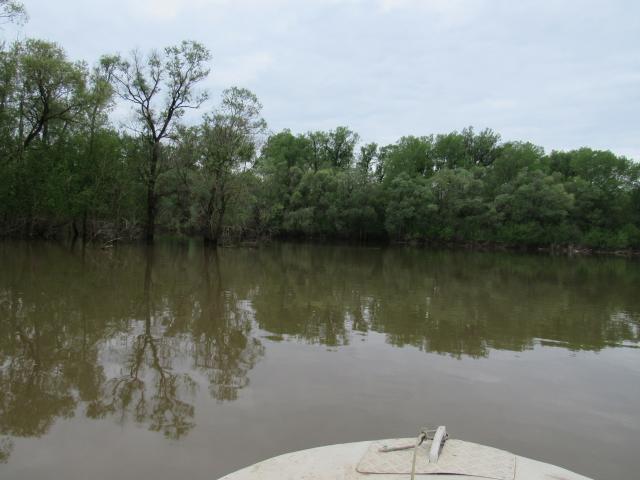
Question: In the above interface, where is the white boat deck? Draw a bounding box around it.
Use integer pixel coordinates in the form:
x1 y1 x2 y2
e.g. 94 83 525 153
219 439 592 480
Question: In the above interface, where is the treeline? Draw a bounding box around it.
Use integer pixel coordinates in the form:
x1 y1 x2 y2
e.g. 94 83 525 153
256 129 640 250
1 7 639 249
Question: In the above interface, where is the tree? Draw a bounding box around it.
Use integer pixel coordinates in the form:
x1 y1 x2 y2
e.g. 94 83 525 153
0 42 20 157
433 131 469 170
65 59 119 241
378 135 434 182
493 170 574 245
384 173 435 239
0 39 87 237
306 130 329 172
190 87 267 244
429 168 486 241
107 41 211 243
301 127 359 171
326 126 359 169
356 142 377 174
432 127 500 170
333 169 383 239
284 169 340 236
256 130 311 232
546 148 640 247
486 141 544 194
462 126 501 167
15 39 86 152
0 0 26 25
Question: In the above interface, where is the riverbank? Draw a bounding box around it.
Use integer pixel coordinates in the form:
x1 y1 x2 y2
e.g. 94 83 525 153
4 229 640 258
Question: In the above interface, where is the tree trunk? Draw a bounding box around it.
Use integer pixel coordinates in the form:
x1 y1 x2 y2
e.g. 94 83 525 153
146 184 156 244
72 218 79 241
145 142 159 244
203 199 226 247
82 210 88 243
203 233 216 246
212 195 227 245
203 190 216 245
203 177 227 247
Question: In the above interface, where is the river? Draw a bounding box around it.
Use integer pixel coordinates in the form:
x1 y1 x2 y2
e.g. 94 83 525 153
0 241 638 479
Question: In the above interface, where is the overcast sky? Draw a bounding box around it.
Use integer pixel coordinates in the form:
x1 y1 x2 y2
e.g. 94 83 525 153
6 0 640 158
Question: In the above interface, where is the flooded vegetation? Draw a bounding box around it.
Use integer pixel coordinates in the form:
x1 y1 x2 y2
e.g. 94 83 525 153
2 1 639 479
0 241 639 479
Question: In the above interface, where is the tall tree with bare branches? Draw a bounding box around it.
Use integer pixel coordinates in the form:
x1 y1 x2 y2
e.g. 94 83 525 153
0 0 27 25
106 41 211 243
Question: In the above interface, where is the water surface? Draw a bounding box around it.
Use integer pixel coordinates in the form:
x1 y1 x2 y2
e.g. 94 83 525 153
0 241 639 479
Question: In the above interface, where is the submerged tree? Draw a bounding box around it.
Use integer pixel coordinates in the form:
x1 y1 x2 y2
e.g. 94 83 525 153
107 41 211 243
189 87 267 244
0 26 638 249
0 39 88 237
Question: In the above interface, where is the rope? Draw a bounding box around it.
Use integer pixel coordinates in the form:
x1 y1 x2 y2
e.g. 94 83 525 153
378 427 446 478
410 431 428 480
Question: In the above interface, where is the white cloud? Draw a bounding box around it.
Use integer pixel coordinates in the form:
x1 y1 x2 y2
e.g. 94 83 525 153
10 0 640 158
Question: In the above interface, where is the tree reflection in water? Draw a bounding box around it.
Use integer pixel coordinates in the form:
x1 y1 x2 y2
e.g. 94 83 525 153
0 241 639 463
86 249 196 439
0 437 12 464
194 247 264 402
0 242 265 458
249 245 640 356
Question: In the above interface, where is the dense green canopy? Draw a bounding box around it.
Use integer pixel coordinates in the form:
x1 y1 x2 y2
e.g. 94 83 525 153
1 33 638 249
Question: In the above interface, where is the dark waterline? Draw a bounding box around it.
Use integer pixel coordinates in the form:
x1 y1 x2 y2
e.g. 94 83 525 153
0 240 639 479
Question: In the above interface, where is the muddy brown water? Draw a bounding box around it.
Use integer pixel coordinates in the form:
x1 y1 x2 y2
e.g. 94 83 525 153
0 241 639 479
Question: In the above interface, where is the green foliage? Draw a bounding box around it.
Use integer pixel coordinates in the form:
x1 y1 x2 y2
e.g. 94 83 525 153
384 173 435 239
378 136 434 182
0 34 638 251
429 168 487 241
254 126 639 249
106 40 211 242
302 126 359 171
197 87 266 241
493 170 574 245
